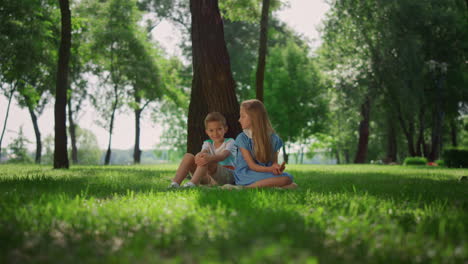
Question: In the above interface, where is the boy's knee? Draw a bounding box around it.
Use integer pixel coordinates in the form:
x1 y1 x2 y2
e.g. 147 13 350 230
184 153 195 160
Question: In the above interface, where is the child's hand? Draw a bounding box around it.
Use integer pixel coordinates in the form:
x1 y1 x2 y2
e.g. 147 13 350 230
271 163 282 175
280 161 286 172
195 153 210 166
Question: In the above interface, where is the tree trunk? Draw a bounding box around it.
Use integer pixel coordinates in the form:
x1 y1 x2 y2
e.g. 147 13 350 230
415 107 425 157
335 149 341 164
429 74 445 161
104 91 118 165
397 109 416 157
450 119 458 147
354 96 371 163
0 86 15 161
188 0 242 154
255 0 270 102
67 97 78 164
27 106 42 164
134 108 142 164
282 144 289 163
386 119 397 163
344 149 350 164
54 0 71 169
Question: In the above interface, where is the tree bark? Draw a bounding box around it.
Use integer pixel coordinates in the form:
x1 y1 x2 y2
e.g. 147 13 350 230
255 0 270 102
104 88 118 165
134 108 142 164
415 107 425 157
282 144 289 164
0 85 15 161
344 149 350 164
429 74 445 161
54 0 71 169
397 108 416 157
188 0 242 154
27 106 42 164
354 96 371 163
335 149 341 164
67 97 78 164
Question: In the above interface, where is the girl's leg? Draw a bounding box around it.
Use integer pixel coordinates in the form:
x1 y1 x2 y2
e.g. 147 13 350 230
246 176 292 188
172 153 196 184
191 163 217 185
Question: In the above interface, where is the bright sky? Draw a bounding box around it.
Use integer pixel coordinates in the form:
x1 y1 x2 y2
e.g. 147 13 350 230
0 0 330 151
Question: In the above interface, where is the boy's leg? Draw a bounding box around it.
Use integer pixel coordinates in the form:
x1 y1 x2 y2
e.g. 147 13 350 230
191 162 218 185
246 176 292 188
172 153 197 184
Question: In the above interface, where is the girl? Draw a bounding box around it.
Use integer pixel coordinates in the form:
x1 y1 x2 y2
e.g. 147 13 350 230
233 99 296 188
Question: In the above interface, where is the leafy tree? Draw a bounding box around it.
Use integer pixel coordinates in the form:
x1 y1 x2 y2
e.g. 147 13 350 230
7 126 33 164
0 0 59 164
264 41 329 162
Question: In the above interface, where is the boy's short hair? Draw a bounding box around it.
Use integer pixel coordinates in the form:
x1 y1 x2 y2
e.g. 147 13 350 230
204 112 227 128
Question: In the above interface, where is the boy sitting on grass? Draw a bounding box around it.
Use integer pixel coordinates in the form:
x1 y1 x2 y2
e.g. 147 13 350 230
169 112 236 188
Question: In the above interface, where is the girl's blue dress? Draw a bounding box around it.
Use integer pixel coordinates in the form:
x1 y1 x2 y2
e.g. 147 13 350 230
234 132 294 186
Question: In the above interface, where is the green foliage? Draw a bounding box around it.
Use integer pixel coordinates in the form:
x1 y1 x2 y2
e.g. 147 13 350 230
264 40 329 146
42 128 102 165
442 148 468 168
403 157 428 166
6 127 33 164
75 127 102 165
0 164 467 262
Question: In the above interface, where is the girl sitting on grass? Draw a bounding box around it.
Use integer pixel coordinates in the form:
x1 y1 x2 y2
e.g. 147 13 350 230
225 99 297 189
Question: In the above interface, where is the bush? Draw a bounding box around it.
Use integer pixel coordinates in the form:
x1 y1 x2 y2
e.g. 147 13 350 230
442 148 468 168
435 159 445 167
403 156 428 165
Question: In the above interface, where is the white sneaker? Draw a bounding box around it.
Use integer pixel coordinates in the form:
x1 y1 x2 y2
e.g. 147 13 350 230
182 181 196 188
168 181 180 189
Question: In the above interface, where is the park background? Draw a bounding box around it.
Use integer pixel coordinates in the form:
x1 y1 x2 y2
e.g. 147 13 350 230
1 0 466 166
1 0 468 263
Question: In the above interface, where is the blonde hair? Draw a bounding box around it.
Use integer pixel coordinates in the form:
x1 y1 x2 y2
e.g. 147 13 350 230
204 112 227 128
241 99 275 163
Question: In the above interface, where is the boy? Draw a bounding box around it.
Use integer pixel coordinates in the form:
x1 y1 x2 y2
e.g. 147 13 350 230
169 112 236 188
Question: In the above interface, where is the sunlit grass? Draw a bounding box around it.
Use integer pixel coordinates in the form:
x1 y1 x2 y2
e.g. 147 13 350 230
0 164 467 263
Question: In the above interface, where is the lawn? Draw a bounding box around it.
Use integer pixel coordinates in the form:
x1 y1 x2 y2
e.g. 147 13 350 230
0 164 467 263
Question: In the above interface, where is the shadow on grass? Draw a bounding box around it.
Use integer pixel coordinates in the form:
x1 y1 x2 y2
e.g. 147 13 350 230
289 169 468 206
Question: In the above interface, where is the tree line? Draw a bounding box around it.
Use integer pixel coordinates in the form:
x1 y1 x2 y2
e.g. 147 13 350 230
1 0 467 167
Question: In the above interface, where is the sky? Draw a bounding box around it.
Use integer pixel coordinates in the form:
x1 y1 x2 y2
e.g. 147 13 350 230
0 0 330 151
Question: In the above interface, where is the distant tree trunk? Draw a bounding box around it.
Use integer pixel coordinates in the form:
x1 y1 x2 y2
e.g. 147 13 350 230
429 74 445 161
104 89 118 165
450 119 458 147
0 85 15 161
415 107 425 157
282 144 289 163
386 119 397 163
255 0 270 102
397 107 416 157
335 149 341 164
344 149 350 164
27 106 42 164
54 0 71 169
354 96 370 163
188 0 242 154
67 97 78 164
134 107 142 164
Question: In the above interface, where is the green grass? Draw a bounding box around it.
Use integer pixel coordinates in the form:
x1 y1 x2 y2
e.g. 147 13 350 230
0 164 467 264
